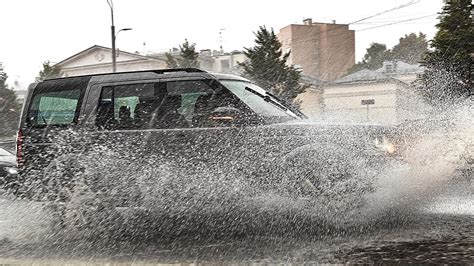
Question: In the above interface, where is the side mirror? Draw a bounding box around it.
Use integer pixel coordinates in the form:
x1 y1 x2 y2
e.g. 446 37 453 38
209 106 242 122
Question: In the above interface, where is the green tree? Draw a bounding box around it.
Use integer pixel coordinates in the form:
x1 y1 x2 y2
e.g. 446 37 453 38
36 61 61 82
165 52 178 68
0 72 21 138
348 43 389 73
239 26 306 104
416 0 473 105
166 39 200 68
177 39 199 68
348 34 429 74
390 32 429 64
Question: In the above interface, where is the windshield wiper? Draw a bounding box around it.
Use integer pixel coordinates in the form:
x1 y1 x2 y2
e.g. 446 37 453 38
244 86 289 112
39 113 48 125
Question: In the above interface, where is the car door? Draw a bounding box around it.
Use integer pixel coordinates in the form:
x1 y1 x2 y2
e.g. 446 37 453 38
81 77 294 194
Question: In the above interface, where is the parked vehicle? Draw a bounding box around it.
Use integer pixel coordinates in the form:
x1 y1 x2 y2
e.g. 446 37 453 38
11 68 400 226
0 147 18 192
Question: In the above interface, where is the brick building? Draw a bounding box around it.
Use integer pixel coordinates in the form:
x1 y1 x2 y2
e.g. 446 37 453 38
278 18 355 81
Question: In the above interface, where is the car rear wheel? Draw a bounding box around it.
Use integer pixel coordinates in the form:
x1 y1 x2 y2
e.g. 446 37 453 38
40 155 124 234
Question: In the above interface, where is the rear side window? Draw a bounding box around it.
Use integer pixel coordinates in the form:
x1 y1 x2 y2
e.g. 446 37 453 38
95 79 249 130
26 77 89 127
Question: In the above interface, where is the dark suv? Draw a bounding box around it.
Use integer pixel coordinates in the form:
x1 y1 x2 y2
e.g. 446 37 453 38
11 69 398 223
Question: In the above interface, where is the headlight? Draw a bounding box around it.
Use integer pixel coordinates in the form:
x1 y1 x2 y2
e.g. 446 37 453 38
374 136 396 155
383 142 396 154
5 167 18 175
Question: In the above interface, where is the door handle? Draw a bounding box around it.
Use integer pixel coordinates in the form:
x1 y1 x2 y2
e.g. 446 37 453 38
175 133 187 138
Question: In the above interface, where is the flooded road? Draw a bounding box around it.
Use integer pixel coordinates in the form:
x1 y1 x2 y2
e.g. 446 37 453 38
0 179 472 264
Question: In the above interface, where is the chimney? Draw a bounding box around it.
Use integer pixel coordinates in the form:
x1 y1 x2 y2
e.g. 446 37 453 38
303 18 312 25
200 49 211 56
383 61 397 73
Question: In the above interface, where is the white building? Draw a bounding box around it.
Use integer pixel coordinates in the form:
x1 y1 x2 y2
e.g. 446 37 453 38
56 45 167 77
147 49 247 74
318 61 431 125
54 45 248 78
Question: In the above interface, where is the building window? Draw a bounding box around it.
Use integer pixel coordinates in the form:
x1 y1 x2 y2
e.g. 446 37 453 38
221 59 230 71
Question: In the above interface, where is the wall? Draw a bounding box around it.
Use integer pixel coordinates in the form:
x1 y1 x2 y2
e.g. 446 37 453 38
211 53 247 73
322 82 399 124
296 88 323 118
278 22 355 82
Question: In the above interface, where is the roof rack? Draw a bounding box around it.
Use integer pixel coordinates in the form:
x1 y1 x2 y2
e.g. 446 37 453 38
153 68 206 74
44 68 207 81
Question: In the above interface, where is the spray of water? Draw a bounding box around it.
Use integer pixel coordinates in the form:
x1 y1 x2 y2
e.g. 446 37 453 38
0 99 471 252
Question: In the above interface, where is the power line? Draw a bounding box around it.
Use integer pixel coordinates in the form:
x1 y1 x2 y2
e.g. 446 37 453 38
353 18 435 25
283 14 436 47
349 0 421 25
356 14 437 32
284 0 424 46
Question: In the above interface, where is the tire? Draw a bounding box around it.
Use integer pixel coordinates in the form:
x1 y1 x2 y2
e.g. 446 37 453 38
41 155 124 233
279 144 378 200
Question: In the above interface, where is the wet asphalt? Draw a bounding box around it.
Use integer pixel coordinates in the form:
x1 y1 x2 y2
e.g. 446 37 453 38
0 181 472 264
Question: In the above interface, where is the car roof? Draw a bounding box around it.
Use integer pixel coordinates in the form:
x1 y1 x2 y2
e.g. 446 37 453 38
42 68 248 84
210 72 250 82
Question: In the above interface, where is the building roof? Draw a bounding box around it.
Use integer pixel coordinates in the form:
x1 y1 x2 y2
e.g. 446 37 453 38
300 74 325 86
376 60 424 75
334 69 388 84
55 45 164 67
332 60 424 85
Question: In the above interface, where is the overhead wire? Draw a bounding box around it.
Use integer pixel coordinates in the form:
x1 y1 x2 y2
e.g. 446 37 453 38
282 0 427 46
356 14 437 32
285 13 437 47
349 0 422 25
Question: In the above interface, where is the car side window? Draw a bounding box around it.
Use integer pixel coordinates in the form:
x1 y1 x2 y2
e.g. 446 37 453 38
95 79 252 130
166 79 256 128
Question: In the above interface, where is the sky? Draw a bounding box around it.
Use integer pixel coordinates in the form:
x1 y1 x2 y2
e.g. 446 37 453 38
0 0 443 90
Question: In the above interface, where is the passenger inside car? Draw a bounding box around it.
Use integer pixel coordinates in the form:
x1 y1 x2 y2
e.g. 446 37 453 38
134 99 156 128
118 106 134 128
96 101 117 130
192 94 214 127
154 95 188 129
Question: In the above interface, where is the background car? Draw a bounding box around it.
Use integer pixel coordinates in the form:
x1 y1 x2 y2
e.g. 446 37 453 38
0 147 18 191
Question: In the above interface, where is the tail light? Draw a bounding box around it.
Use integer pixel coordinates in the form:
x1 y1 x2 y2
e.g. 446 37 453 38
16 129 24 167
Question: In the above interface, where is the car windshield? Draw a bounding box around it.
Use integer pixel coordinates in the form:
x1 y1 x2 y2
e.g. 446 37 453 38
220 80 297 120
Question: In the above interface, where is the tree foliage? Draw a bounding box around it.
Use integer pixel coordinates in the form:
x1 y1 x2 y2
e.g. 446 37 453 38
239 26 307 105
0 72 21 138
165 52 178 68
348 43 388 73
416 0 473 105
390 33 429 64
166 39 200 68
36 61 61 82
348 33 429 73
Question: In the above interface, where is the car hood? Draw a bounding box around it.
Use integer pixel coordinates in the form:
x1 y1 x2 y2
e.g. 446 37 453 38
0 155 16 165
240 120 397 143
266 119 396 132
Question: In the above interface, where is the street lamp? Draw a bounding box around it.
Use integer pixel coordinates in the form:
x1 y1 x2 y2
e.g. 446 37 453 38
107 0 132 72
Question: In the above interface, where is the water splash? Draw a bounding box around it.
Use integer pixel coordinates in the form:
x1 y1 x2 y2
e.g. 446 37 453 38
0 100 472 253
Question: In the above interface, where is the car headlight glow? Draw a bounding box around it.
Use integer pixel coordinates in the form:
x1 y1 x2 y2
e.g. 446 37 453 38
383 142 396 154
374 136 396 155
5 167 18 175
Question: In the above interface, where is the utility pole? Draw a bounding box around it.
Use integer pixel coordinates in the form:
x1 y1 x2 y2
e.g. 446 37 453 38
361 99 375 122
219 28 225 54
107 0 132 73
107 0 116 72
